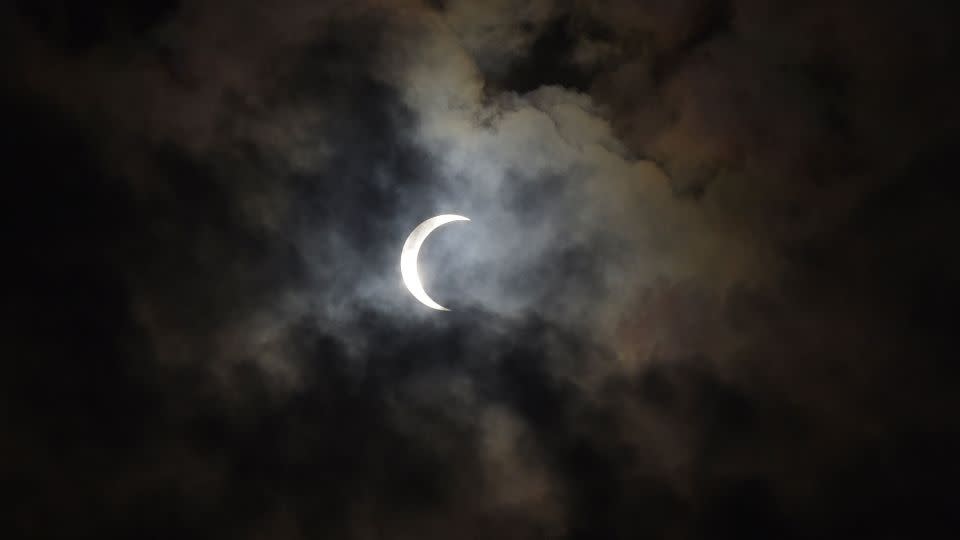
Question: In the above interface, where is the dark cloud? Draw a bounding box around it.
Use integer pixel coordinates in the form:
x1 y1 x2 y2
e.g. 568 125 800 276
4 0 960 538
13 0 180 51
494 14 594 94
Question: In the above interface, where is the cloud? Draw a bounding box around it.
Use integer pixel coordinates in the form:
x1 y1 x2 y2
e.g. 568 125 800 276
4 0 960 538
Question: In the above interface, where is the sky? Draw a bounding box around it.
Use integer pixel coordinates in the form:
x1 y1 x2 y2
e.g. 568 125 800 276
3 1 959 538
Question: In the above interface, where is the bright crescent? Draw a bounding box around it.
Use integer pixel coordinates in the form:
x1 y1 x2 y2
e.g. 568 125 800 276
400 214 470 311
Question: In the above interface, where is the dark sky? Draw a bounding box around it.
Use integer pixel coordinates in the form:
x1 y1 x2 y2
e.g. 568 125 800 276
3 1 960 538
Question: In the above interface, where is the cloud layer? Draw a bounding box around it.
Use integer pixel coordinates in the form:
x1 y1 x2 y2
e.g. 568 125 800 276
3 0 960 538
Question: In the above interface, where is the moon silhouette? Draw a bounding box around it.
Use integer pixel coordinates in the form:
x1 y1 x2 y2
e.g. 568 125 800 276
400 214 470 311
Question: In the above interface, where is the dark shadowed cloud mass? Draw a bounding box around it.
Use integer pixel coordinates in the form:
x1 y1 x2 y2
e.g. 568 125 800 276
2 1 959 538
